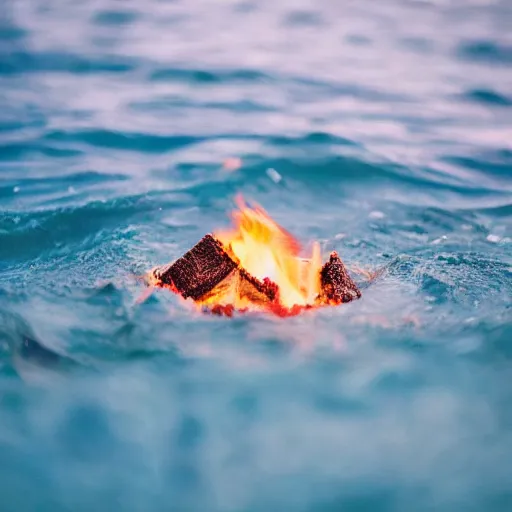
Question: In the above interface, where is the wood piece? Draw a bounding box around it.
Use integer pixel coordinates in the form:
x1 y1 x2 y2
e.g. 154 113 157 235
152 234 238 301
238 270 278 304
320 252 361 304
197 269 239 305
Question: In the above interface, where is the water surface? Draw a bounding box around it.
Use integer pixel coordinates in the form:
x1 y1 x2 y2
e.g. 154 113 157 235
1 0 511 510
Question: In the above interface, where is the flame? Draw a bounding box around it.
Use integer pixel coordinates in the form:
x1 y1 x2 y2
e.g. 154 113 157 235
144 194 362 317
214 196 323 310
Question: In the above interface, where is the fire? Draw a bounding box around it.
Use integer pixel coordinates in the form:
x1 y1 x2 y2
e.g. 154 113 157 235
144 195 362 316
215 196 322 309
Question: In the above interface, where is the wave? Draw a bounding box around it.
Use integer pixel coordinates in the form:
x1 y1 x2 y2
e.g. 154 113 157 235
0 51 137 76
457 40 512 65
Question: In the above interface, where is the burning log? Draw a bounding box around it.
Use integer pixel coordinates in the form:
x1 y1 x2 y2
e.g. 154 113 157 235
145 198 361 316
151 234 237 300
320 252 362 304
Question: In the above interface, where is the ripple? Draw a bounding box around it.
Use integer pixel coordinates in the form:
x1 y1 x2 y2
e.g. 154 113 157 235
0 142 82 161
442 151 512 182
43 129 201 153
92 9 139 26
0 51 137 75
129 97 278 114
462 88 512 107
149 67 270 84
284 10 325 28
0 194 175 263
266 132 357 147
0 26 27 41
0 171 128 203
457 40 512 65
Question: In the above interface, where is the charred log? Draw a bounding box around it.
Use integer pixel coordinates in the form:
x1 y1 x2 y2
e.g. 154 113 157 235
320 252 361 304
152 234 237 301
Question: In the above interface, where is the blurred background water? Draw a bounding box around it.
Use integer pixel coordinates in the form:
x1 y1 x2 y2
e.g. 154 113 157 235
1 0 512 510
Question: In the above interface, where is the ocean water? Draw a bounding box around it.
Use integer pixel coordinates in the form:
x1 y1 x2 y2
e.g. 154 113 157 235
1 0 511 510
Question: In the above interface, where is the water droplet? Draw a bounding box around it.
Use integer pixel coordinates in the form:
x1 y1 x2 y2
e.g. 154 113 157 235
486 234 501 243
266 168 282 183
13 186 20 193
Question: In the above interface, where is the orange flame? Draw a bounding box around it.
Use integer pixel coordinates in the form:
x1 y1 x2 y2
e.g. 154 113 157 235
142 194 366 317
214 196 323 310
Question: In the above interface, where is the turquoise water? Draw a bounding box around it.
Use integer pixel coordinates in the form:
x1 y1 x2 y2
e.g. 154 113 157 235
1 0 512 510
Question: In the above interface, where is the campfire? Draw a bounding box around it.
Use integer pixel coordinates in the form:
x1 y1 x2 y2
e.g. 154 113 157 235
145 197 361 316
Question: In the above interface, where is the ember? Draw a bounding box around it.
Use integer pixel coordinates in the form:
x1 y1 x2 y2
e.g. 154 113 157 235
145 197 361 316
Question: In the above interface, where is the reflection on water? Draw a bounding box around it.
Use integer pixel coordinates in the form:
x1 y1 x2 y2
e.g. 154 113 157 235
1 0 511 510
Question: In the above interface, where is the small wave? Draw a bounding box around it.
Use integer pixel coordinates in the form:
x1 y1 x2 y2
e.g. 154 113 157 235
456 40 512 65
0 193 178 263
43 129 200 153
0 26 27 41
462 88 512 107
149 67 270 84
0 171 128 201
442 152 512 181
465 202 512 218
266 132 357 147
92 9 139 26
283 10 325 28
239 155 505 200
0 141 83 161
0 51 137 76
129 97 278 114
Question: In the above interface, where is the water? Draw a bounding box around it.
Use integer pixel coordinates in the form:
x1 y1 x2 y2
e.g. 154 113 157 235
1 0 511 510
